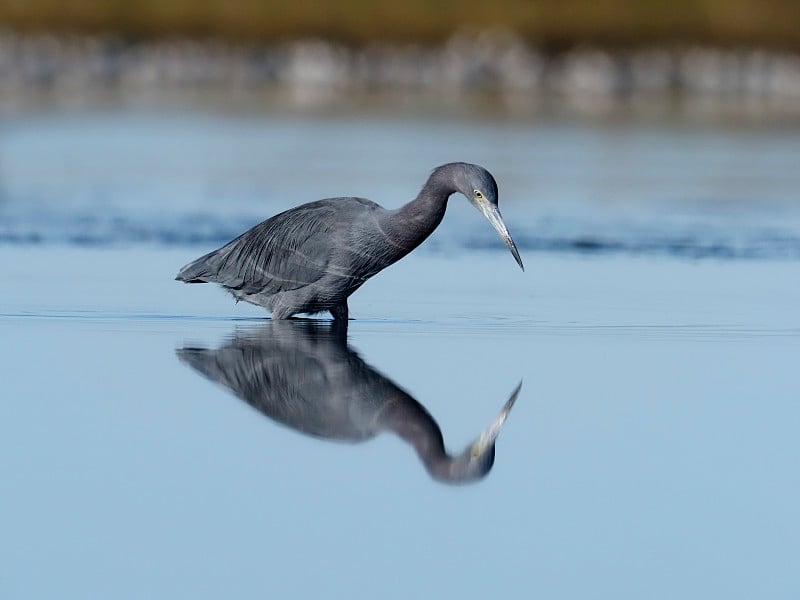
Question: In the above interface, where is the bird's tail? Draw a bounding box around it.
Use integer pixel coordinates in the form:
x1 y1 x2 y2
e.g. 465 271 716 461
175 249 223 283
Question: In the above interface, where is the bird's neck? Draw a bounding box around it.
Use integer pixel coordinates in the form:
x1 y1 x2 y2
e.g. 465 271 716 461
384 180 455 251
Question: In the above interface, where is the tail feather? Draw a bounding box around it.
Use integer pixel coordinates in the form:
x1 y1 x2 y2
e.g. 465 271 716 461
176 249 223 283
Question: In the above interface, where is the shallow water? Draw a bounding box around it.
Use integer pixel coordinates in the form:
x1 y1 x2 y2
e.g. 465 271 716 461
2 246 799 599
1 111 800 598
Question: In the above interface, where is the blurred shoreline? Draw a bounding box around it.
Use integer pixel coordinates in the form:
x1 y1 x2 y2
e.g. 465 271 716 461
2 31 800 122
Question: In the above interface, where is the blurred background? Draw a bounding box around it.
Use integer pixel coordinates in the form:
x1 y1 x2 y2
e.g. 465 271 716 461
1 0 800 258
3 0 800 119
1 0 800 256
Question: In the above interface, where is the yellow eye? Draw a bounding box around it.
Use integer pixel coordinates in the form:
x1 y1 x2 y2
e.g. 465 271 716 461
474 190 484 199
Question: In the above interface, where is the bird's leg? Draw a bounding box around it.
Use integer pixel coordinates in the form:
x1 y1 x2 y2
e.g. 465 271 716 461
330 302 349 322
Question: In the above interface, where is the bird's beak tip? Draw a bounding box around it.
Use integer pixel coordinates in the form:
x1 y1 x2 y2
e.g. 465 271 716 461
476 200 524 273
510 248 524 272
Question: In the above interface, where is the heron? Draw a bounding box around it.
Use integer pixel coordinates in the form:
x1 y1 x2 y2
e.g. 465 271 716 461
176 162 523 320
177 320 521 484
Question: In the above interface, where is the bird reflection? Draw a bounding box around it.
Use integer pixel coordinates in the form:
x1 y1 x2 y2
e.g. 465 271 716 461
177 321 520 484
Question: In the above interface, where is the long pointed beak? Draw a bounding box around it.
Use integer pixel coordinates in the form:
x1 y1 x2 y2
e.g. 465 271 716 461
477 201 525 271
469 381 522 458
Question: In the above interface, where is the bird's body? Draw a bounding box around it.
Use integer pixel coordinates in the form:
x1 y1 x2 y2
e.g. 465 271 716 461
176 163 522 319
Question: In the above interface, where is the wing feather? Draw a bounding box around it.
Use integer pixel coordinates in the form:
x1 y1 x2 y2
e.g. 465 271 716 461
177 198 377 296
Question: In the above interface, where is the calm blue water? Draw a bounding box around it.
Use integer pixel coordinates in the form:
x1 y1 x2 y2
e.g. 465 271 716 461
1 111 799 599
2 112 800 257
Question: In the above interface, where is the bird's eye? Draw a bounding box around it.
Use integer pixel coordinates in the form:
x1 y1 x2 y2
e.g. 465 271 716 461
474 190 484 199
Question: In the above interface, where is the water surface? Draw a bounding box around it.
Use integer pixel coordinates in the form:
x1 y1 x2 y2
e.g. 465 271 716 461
2 111 800 258
1 111 799 599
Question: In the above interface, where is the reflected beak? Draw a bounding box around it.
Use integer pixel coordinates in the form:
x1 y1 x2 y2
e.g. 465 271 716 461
476 200 525 271
469 381 522 458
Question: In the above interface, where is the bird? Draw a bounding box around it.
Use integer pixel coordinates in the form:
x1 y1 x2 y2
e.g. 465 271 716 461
177 320 521 484
175 162 523 320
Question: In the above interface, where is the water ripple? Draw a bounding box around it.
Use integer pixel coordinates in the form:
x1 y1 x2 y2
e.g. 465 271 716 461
3 210 800 261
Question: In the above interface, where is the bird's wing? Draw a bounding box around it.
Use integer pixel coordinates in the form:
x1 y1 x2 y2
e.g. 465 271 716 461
187 199 374 296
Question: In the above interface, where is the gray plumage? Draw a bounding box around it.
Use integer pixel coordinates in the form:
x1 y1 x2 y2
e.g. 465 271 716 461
177 321 520 484
176 162 523 320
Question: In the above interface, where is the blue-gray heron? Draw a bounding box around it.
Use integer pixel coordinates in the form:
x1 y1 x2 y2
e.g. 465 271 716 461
176 163 523 319
178 321 520 484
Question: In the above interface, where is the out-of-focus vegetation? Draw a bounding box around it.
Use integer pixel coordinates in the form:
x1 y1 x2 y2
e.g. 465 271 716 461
1 0 800 49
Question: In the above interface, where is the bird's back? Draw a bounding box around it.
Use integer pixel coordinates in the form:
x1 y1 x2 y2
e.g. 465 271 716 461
176 197 385 313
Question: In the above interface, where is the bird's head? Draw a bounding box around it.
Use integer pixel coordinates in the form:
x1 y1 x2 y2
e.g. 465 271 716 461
429 381 522 484
444 163 524 271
